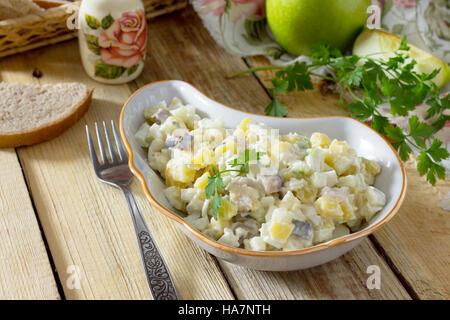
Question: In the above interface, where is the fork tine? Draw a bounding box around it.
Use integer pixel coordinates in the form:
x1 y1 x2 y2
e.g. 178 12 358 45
86 125 100 168
111 120 127 161
95 122 107 164
103 121 117 163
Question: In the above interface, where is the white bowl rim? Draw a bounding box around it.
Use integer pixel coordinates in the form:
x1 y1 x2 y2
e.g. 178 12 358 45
119 80 407 258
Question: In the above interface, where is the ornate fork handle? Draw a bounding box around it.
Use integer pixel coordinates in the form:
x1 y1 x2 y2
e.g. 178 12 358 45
121 186 179 300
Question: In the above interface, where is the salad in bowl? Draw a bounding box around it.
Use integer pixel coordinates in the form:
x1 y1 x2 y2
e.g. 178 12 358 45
134 97 386 252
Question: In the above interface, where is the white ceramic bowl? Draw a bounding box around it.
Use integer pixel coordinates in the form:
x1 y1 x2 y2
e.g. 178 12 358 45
120 80 407 271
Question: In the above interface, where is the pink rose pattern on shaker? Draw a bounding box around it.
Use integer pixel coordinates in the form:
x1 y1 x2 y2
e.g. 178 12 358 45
99 11 147 68
85 10 147 79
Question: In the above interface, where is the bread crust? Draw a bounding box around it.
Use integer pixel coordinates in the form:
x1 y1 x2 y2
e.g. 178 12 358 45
0 88 93 148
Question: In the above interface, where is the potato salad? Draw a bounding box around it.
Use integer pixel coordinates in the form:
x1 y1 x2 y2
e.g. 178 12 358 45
135 98 386 251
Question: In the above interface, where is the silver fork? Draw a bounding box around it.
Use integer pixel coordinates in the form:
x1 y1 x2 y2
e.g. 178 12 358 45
86 121 179 300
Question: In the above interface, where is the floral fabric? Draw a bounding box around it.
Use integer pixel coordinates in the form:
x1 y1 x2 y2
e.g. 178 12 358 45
376 0 449 63
191 0 288 59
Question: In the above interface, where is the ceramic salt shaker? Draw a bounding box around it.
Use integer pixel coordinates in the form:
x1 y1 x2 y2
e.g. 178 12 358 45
78 0 147 84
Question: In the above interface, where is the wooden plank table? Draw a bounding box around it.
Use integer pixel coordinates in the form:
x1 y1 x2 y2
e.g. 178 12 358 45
0 6 448 300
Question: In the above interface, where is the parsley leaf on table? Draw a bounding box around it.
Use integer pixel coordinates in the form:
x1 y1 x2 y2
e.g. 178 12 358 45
418 139 449 185
264 96 287 117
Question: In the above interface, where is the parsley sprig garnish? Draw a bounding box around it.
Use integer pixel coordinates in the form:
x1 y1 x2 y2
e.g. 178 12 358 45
205 149 263 219
230 37 449 185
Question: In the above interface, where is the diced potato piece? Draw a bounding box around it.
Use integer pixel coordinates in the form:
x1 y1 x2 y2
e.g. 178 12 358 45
181 188 205 214
324 150 339 167
135 122 151 148
160 116 186 135
246 131 259 144
311 132 331 148
143 102 167 123
282 234 313 251
362 158 381 176
332 224 350 238
191 147 215 168
314 196 355 222
148 123 164 142
283 178 318 204
282 133 305 144
208 216 231 238
215 140 236 160
279 191 303 217
329 139 350 154
287 160 311 178
332 155 354 175
366 186 385 206
184 213 209 231
164 186 185 211
269 221 294 244
337 174 366 192
218 228 240 247
171 105 200 130
315 197 344 220
305 147 326 172
234 117 255 136
194 172 210 189
169 97 183 109
262 208 295 248
301 204 321 226
340 198 357 221
244 237 267 251
313 218 335 244
358 186 386 220
279 141 291 153
148 149 170 176
217 198 238 221
359 157 382 185
346 217 363 232
149 138 165 153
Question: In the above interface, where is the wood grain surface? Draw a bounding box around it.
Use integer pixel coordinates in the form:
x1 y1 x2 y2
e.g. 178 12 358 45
0 149 59 299
0 27 233 299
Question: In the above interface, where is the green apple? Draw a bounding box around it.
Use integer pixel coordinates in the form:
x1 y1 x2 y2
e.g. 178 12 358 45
267 0 370 56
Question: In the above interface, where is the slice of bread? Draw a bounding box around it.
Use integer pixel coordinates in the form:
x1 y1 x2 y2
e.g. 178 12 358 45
0 0 44 20
0 82 93 148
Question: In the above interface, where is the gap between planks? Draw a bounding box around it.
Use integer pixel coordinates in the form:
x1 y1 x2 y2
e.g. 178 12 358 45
368 235 419 300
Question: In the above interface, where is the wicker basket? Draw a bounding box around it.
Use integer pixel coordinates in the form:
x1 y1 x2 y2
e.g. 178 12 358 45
0 0 188 59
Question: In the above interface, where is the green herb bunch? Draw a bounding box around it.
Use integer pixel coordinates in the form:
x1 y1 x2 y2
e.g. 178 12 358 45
230 37 449 185
205 150 263 220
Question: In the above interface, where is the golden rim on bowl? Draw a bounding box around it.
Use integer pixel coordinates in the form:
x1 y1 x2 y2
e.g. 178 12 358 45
119 80 408 258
